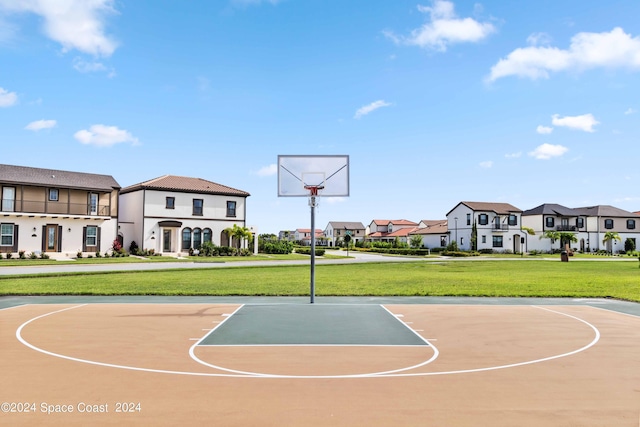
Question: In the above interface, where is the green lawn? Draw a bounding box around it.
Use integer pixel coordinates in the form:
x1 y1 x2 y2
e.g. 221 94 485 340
1 260 638 302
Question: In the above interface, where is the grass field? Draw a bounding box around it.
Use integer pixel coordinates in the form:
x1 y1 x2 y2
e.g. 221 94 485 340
1 259 638 302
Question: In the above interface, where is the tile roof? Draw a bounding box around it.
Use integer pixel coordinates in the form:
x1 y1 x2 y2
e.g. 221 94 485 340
0 164 120 191
327 221 365 229
447 201 522 216
387 227 418 237
575 205 640 217
411 223 449 235
522 203 576 216
121 175 249 196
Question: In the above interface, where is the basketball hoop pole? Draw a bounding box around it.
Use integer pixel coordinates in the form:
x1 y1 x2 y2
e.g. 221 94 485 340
306 186 322 304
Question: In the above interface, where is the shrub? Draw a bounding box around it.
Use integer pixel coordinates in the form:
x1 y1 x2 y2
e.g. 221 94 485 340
77 251 83 259
625 238 636 253
200 241 218 257
129 241 139 255
40 253 49 259
295 247 325 256
262 240 294 254
18 250 26 259
95 251 102 258
5 252 12 259
29 252 38 259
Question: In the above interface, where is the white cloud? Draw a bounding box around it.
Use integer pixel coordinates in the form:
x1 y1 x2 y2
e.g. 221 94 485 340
384 0 495 52
551 113 599 132
488 27 640 81
255 164 277 177
505 152 522 159
0 0 118 57
74 124 139 147
479 161 493 168
526 32 552 46
354 100 391 119
25 119 57 131
528 143 568 160
624 108 636 115
73 57 108 73
0 87 17 107
536 125 554 134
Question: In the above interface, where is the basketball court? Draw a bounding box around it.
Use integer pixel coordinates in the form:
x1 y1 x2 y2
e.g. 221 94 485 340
2 296 640 426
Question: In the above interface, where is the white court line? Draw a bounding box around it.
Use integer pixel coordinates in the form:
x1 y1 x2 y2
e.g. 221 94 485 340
189 304 439 378
13 304 602 379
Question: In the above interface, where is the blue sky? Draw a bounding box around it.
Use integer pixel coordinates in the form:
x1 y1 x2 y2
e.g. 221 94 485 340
1 0 639 234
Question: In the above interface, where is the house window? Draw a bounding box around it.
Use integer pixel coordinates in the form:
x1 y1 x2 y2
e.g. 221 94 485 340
166 197 175 209
508 214 517 226
604 219 614 229
478 214 488 225
545 217 555 228
48 189 59 201
1 187 15 212
481 235 486 244
460 237 464 246
203 228 212 243
182 228 192 250
226 201 236 217
627 219 636 230
89 193 98 215
86 226 98 247
192 199 203 216
1 223 14 246
193 228 202 250
576 217 584 228
466 213 471 226
492 236 503 248
440 236 446 247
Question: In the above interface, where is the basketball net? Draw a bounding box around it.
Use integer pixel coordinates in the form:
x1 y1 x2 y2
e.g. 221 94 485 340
305 185 324 207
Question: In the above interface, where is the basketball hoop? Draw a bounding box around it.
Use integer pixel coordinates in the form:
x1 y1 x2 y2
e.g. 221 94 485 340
304 185 324 207
304 185 324 196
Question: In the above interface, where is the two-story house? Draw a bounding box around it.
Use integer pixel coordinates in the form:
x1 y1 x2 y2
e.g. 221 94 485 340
118 175 250 255
324 221 366 246
293 228 325 246
0 164 120 257
446 202 524 252
366 219 418 244
523 203 640 253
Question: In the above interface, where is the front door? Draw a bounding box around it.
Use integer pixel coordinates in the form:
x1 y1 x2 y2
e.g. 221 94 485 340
46 224 59 252
163 229 172 252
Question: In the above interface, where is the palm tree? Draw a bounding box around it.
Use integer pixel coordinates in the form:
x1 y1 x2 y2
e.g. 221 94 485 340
541 231 577 251
224 224 253 255
602 232 622 255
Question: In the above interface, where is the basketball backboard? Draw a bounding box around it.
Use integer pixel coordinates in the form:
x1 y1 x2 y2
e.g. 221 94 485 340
277 155 349 197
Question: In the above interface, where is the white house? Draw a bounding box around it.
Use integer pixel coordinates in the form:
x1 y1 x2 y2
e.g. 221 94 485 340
522 203 640 253
446 202 524 252
408 220 448 249
118 175 250 255
366 219 418 244
293 228 325 246
0 164 120 258
324 221 366 246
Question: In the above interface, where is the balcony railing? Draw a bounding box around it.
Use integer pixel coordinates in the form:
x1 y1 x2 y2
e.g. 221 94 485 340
556 225 577 231
1 199 111 216
492 223 510 231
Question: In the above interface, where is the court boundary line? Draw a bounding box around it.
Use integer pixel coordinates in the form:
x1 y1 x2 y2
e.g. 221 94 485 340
11 303 602 379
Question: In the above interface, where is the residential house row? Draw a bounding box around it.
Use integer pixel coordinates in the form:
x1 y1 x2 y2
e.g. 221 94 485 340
285 201 640 254
1 164 251 257
2 163 638 257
